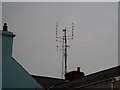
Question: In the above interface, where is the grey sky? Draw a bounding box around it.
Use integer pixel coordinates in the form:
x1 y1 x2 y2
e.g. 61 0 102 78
2 2 118 78
1 0 120 2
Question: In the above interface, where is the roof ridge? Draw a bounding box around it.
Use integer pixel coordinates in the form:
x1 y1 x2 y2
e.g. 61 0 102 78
31 75 65 80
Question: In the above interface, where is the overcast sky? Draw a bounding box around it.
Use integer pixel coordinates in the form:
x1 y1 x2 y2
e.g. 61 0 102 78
2 2 118 78
1 0 120 2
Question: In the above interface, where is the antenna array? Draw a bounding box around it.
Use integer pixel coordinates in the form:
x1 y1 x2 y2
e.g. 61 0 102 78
56 22 74 79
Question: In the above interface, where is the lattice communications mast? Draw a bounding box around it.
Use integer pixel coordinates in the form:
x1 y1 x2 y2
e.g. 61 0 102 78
56 22 74 78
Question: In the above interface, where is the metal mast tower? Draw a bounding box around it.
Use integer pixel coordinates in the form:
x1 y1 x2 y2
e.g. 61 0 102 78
56 22 74 78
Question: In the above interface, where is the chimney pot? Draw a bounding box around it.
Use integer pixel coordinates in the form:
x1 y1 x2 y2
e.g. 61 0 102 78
3 23 8 31
77 67 80 72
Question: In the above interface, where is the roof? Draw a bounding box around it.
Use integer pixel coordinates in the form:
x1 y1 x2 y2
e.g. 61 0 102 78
50 65 120 90
32 75 65 89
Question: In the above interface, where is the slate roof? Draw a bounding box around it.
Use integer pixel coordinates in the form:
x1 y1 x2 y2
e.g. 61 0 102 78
50 65 120 90
31 75 65 89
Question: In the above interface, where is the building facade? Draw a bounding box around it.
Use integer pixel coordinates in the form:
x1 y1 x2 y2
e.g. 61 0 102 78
1 23 44 90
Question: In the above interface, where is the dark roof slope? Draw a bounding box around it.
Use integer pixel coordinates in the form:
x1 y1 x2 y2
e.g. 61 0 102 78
31 75 65 89
51 65 120 90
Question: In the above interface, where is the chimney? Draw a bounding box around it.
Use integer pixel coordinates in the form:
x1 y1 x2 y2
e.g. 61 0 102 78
2 23 15 57
3 23 8 31
77 67 80 72
65 67 85 81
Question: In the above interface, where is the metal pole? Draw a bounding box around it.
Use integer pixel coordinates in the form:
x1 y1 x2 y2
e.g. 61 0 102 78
62 35 64 79
56 22 74 78
64 27 67 75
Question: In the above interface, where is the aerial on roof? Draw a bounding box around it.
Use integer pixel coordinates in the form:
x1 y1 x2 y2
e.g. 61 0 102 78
1 23 120 90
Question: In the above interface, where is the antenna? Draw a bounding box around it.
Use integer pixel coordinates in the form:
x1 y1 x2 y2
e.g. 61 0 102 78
72 22 74 39
56 22 58 41
56 22 74 79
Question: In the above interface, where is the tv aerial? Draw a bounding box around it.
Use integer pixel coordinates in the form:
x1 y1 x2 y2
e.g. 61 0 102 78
56 22 74 79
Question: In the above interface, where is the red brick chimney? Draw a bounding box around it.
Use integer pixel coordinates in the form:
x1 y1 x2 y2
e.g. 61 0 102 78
65 67 85 81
